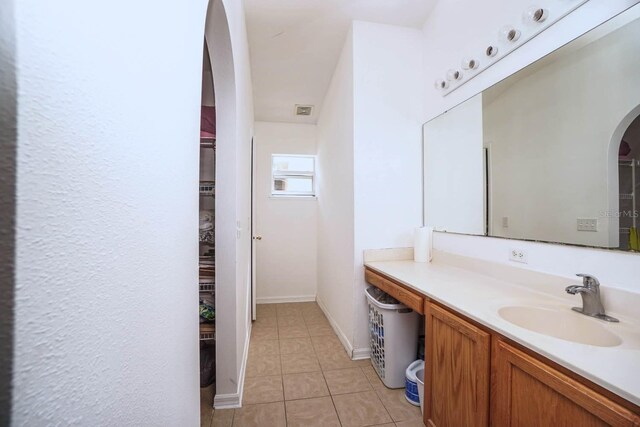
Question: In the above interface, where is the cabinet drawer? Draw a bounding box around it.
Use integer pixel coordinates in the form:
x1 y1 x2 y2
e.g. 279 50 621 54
365 269 424 314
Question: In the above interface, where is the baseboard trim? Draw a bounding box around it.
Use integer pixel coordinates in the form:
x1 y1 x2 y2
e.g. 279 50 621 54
316 296 355 358
213 393 240 409
352 347 371 360
256 295 316 304
213 323 251 409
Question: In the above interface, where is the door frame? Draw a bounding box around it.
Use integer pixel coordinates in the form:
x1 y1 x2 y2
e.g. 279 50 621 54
250 137 257 320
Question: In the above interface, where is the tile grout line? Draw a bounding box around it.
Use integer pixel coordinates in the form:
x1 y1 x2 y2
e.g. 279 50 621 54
253 303 401 427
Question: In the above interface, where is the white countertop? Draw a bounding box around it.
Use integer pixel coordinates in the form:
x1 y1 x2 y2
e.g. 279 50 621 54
365 252 640 406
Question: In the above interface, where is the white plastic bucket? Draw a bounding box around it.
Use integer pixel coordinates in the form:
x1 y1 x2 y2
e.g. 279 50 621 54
405 360 424 406
416 368 425 414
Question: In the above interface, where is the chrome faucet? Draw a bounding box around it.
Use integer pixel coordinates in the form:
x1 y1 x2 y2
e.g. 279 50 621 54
565 274 618 322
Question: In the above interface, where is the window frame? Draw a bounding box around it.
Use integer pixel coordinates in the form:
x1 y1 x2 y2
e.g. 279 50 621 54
271 154 317 198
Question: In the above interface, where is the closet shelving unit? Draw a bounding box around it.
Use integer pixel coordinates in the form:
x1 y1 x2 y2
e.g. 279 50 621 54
199 135 216 342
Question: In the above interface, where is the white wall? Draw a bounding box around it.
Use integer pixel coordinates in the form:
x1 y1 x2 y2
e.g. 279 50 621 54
422 0 640 294
351 21 424 352
13 0 209 424
421 0 640 121
316 21 423 355
253 122 317 303
316 29 356 351
424 94 485 235
485 19 640 247
11 0 255 423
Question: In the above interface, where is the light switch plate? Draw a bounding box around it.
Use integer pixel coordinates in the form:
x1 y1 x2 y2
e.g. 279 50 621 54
577 218 598 232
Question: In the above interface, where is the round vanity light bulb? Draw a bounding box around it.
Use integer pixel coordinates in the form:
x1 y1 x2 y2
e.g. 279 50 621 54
434 79 449 90
523 7 548 24
446 69 463 81
485 45 499 57
462 58 479 70
499 26 521 43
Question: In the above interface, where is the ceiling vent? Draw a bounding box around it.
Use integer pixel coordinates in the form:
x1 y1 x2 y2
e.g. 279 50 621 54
295 105 314 116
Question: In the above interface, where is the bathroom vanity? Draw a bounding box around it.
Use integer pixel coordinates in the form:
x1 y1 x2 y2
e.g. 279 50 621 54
364 253 640 427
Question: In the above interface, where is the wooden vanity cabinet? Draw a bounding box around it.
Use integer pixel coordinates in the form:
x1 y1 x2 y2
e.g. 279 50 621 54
365 268 424 314
424 301 490 427
363 270 640 425
423 300 640 427
492 338 640 427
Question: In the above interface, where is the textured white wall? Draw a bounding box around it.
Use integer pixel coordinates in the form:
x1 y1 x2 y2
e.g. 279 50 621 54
422 0 640 294
253 122 318 304
12 0 255 422
351 21 424 352
13 0 208 424
316 29 356 350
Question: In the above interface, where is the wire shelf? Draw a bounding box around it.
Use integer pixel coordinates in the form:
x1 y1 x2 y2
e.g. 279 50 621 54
200 181 215 196
200 323 216 341
200 278 215 293
200 138 216 149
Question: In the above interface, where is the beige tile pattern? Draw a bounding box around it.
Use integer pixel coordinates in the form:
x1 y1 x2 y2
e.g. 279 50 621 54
323 368 372 395
332 391 393 427
279 337 313 354
237 302 422 427
211 409 234 427
245 353 281 377
233 402 286 427
362 365 386 391
251 326 279 341
249 339 280 356
243 375 284 405
285 396 341 427
278 325 310 339
375 388 422 422
281 352 321 374
282 371 329 400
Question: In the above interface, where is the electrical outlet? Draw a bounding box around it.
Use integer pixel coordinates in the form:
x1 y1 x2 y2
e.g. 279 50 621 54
577 218 598 232
502 216 509 228
509 248 528 264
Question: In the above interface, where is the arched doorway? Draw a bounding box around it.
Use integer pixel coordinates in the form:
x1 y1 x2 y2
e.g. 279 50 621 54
617 114 640 251
198 0 242 419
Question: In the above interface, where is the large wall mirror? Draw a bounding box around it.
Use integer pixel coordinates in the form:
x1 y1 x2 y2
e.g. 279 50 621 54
423 5 640 252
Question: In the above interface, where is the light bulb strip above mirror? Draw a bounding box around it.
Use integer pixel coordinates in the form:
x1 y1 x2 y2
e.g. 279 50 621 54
435 0 590 96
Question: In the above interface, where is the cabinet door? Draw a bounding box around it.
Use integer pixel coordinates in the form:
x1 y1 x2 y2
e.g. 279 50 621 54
424 301 490 427
492 339 640 427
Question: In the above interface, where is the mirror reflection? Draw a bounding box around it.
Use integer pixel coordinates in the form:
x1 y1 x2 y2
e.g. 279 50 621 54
423 7 640 252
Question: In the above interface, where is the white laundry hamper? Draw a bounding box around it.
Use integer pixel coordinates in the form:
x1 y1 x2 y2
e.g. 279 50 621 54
366 286 419 388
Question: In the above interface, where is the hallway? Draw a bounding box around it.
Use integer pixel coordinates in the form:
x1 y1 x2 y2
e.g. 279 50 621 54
203 302 424 427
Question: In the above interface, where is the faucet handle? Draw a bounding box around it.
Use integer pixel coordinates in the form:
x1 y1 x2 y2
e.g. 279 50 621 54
576 273 600 288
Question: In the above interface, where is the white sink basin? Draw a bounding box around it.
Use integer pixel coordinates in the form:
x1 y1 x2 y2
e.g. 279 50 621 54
498 305 623 347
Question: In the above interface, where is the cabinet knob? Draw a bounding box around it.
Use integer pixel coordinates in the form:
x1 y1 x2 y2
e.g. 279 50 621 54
253 235 262 241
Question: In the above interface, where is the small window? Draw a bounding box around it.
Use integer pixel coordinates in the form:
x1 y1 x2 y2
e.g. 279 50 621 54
272 154 316 197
